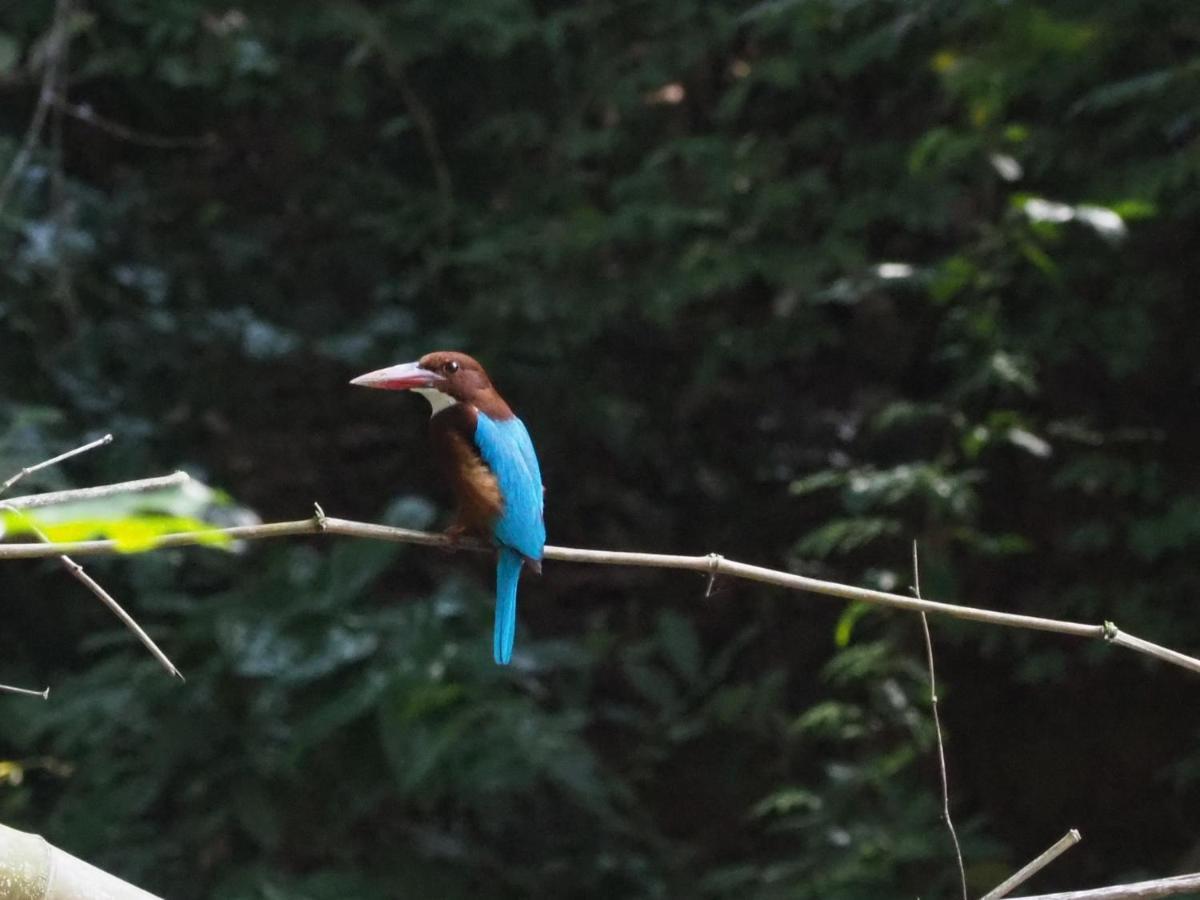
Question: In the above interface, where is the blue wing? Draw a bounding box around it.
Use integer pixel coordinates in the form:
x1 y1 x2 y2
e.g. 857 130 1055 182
473 412 545 561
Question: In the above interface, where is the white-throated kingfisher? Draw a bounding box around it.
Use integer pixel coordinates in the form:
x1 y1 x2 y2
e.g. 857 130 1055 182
351 351 545 665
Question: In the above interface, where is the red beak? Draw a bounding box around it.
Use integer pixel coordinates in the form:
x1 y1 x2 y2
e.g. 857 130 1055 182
350 361 444 391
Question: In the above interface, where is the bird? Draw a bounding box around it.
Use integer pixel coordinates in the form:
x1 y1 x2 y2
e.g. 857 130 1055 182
350 351 545 665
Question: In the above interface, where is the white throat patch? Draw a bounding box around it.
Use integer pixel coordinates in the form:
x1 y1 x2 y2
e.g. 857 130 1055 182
414 387 458 415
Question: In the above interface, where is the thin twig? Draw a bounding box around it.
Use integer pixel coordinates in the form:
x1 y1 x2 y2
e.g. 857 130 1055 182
0 683 50 699
342 0 454 242
1 431 113 696
0 502 181 679
50 94 219 149
2 508 1200 675
913 542 967 900
0 0 68 217
48 0 73 311
4 470 189 509
0 433 113 495
1008 871 1200 899
387 58 454 242
984 830 1083 899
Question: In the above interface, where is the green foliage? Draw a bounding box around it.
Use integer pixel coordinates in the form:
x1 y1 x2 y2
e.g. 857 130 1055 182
0 477 244 549
1 501 642 897
2 0 1199 896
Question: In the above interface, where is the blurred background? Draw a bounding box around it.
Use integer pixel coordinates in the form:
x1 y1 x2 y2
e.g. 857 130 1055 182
1 1 1198 897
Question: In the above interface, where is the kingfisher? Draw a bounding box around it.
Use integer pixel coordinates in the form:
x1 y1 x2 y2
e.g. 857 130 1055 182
351 351 545 665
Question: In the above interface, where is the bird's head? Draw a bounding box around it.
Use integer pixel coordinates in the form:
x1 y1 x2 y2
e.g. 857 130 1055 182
351 351 501 414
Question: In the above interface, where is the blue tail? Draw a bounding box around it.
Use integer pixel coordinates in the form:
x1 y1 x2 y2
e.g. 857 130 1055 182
494 548 524 665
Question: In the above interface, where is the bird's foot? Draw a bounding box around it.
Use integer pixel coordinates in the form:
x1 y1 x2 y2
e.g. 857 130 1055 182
441 524 467 553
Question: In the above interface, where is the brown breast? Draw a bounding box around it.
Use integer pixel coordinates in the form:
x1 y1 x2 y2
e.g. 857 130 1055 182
430 405 504 534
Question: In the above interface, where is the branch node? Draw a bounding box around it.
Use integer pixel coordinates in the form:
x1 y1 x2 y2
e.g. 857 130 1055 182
313 502 328 531
1103 620 1119 642
704 552 723 597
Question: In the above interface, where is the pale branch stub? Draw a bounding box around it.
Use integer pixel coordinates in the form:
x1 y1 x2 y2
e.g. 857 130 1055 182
0 684 49 699
0 434 113 495
984 829 1083 900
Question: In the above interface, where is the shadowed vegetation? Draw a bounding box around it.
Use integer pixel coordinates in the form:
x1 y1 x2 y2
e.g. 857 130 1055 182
2 1 1199 896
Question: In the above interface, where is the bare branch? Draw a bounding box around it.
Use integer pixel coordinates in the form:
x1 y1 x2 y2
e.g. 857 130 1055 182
50 93 219 150
387 57 454 243
0 0 70 217
985 830 1083 900
1009 871 1200 899
342 1 454 243
1102 625 1200 676
0 434 113 496
56 547 183 680
0 684 49 699
47 0 72 310
0 503 181 679
2 511 1199 675
913 542 966 900
4 471 189 510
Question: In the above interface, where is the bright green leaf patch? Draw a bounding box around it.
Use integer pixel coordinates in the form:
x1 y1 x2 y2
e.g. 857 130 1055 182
0 475 249 552
1 511 230 552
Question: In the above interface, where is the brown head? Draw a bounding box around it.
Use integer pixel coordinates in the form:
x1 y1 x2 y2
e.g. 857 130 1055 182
350 351 513 417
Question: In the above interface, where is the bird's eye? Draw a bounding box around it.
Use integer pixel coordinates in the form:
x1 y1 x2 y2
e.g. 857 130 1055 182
444 361 460 374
